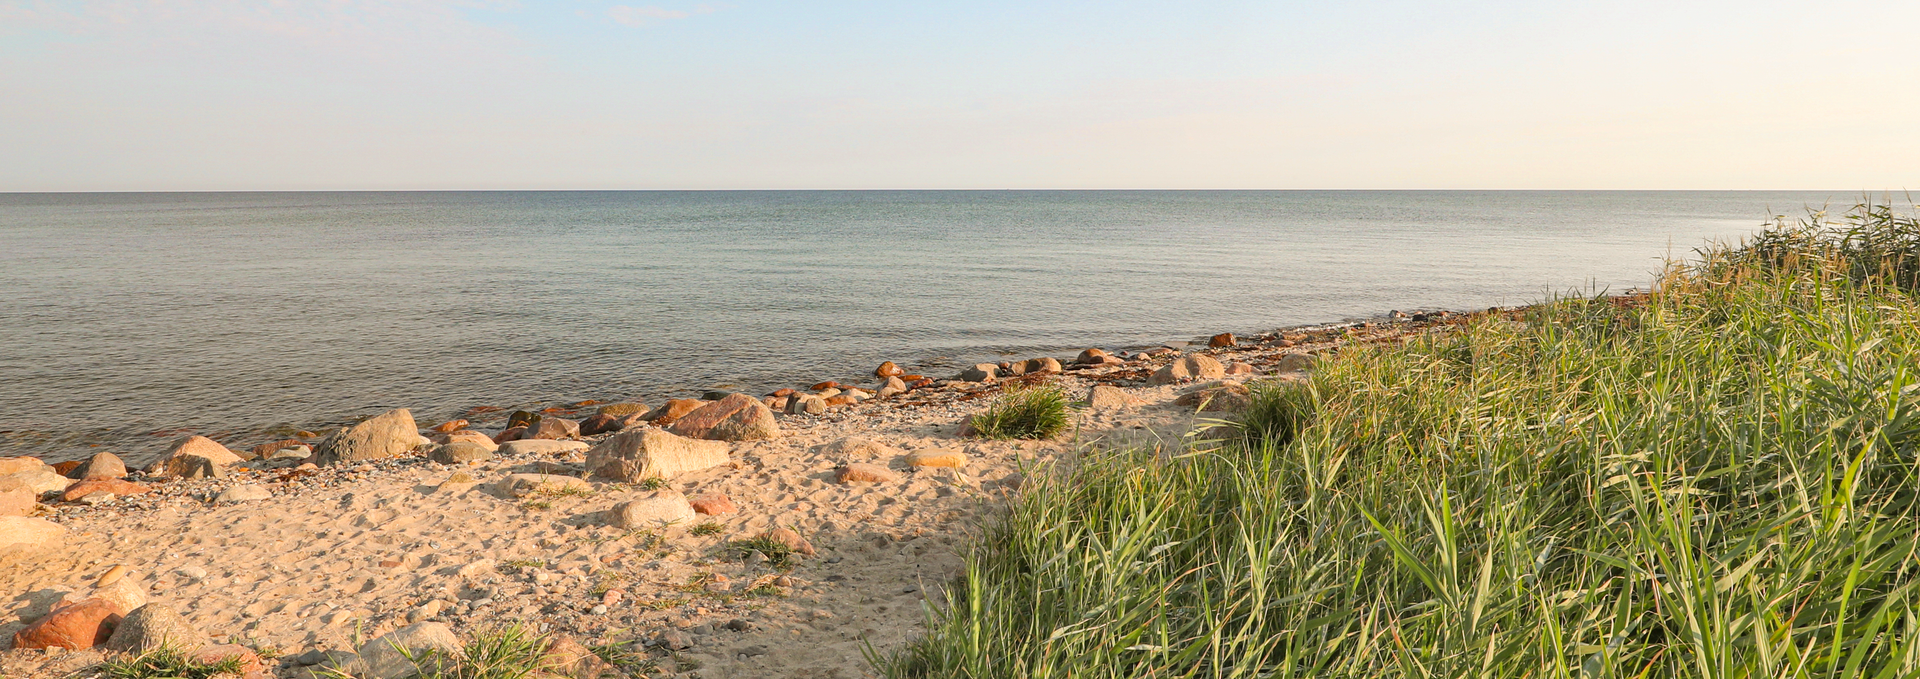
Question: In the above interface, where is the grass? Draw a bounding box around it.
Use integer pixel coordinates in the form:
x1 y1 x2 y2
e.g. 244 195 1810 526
971 383 1073 440
99 646 245 679
691 522 725 536
729 534 803 569
881 202 1920 678
638 477 670 491
414 624 549 679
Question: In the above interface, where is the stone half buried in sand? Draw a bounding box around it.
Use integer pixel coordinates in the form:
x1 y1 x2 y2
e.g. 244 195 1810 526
0 515 67 551
1147 354 1226 385
104 603 209 654
835 463 901 484
602 491 695 529
61 478 150 502
315 408 419 466
905 449 968 468
689 492 736 515
1274 352 1317 372
585 429 730 481
428 442 495 465
358 621 462 679
667 393 781 441
497 474 592 499
144 435 244 478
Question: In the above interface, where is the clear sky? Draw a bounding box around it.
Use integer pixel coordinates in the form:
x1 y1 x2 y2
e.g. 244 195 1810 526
3 1 1916 191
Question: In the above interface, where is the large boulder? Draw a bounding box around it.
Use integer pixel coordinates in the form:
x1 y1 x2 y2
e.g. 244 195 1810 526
1147 355 1226 385
358 622 462 679
0 516 67 550
520 417 580 440
68 452 127 480
0 488 35 517
315 409 419 465
644 399 707 426
0 457 51 476
603 492 695 529
0 470 69 496
103 603 207 653
145 435 244 478
12 598 122 650
667 394 780 441
585 429 730 481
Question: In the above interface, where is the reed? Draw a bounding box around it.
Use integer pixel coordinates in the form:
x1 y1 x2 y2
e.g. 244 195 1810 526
881 202 1920 678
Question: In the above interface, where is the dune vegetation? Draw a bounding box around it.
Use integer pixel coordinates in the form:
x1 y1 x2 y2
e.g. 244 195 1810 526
883 203 1920 678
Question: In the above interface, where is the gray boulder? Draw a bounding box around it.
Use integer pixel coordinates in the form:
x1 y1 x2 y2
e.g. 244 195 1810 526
105 604 209 653
315 409 419 465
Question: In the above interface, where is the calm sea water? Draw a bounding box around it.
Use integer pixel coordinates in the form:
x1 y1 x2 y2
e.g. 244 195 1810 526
0 190 1860 463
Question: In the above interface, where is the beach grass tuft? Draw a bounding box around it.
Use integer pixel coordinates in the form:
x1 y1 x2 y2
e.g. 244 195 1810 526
970 384 1073 440
882 202 1920 678
99 646 245 679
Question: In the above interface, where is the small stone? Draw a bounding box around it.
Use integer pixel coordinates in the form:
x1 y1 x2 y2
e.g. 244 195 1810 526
1209 332 1237 348
786 394 827 415
1174 383 1253 412
1074 348 1110 365
577 413 625 436
405 600 442 623
603 492 696 529
835 463 900 484
1225 361 1258 375
723 619 755 632
875 361 904 377
542 634 611 679
429 420 469 434
904 449 967 468
215 484 272 502
267 444 314 460
1022 357 1063 374
589 604 608 614
428 442 494 465
654 630 694 650
76 492 115 505
689 492 737 515
358 622 460 679
192 645 266 678
492 426 528 444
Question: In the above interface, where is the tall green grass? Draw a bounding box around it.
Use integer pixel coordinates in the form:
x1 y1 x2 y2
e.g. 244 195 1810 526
883 203 1920 678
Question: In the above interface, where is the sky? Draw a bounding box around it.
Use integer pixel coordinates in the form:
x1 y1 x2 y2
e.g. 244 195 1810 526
2 1 1917 191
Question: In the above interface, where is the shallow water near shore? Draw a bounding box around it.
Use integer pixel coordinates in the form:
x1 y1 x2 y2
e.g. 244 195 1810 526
0 190 1858 463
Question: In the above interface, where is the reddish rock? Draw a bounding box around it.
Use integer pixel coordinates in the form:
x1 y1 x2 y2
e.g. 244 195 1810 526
62 478 150 503
1274 339 1297 348
835 463 900 484
908 378 935 389
667 394 781 442
770 388 796 398
11 598 123 650
823 395 857 408
522 417 581 440
445 430 498 450
52 461 82 476
645 399 707 426
578 413 625 436
875 361 904 378
430 419 468 434
689 492 737 515
1209 332 1237 348
900 374 926 382
492 426 528 444
809 381 839 391
905 449 968 468
762 528 816 556
249 439 305 459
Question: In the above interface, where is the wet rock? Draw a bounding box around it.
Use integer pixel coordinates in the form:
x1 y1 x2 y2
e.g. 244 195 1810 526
1086 385 1147 411
104 604 208 654
668 393 781 441
604 492 695 529
506 410 541 429
787 394 827 415
958 364 998 382
644 399 707 426
358 622 461 679
497 474 591 499
835 463 901 484
53 460 82 475
12 598 122 650
875 361 904 378
1209 332 1237 348
1274 352 1316 372
216 484 272 502
521 417 581 440
1022 357 1063 374
905 449 968 468
429 442 494 465
497 439 589 456
492 426 527 444
68 452 126 480
145 435 244 478
689 492 736 515
824 395 858 408
815 387 843 398
1174 383 1253 412
61 478 149 502
315 409 420 466
578 413 625 436
1147 355 1226 385
761 527 816 556
585 429 730 481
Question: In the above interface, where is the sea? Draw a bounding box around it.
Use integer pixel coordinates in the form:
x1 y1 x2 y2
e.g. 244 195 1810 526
0 190 1869 464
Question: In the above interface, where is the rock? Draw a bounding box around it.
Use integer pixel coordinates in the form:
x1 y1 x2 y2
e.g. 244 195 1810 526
506 410 541 429
249 439 307 459
76 492 115 505
824 395 858 408
498 439 589 456
53 460 82 475
668 394 780 441
905 449 968 468
1086 385 1147 411
1074 348 1110 365
428 442 494 465
0 517 64 556
1022 357 1063 374
809 381 842 391
815 387 843 398
95 565 130 587
1147 355 1227 385
654 630 694 651
142 435 243 477
358 622 461 679
215 484 272 502
543 635 611 679
1274 352 1316 372
315 409 419 466
876 376 908 399
578 413 624 436
596 402 649 417
521 417 580 440
958 364 998 382
0 457 51 476
1209 332 1237 348
1225 361 1258 375
0 470 66 497
786 394 827 415
89 575 148 615
492 426 528 444
1000 361 1027 376
406 601 443 623
604 492 695 529
268 445 313 460
761 527 816 556
875 361 904 378
645 399 707 426
60 478 149 502
817 437 900 460
765 395 791 411
192 644 265 677
1174 383 1253 412
443 430 497 450
835 463 900 484
12 598 122 650
0 488 35 517
67 452 126 480
497 474 591 499
585 429 730 481
104 604 208 654
689 492 737 515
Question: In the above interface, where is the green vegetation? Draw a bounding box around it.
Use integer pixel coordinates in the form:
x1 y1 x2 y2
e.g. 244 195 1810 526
691 521 726 536
418 624 550 679
884 203 1920 678
729 535 803 569
971 384 1073 440
99 646 245 679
